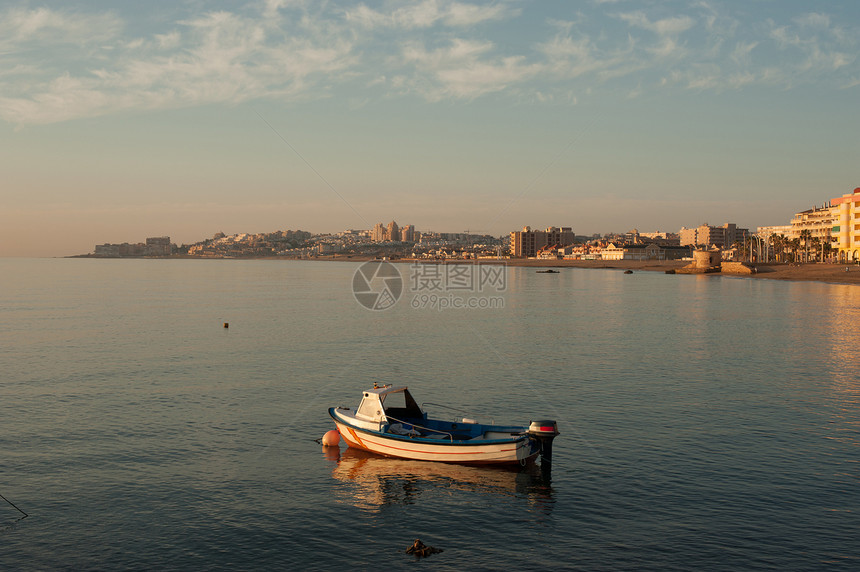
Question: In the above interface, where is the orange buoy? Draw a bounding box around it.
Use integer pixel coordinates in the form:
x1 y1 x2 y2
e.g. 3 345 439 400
321 429 340 447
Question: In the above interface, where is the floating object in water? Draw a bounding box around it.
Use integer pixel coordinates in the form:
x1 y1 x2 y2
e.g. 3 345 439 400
536 269 559 273
223 322 229 328
321 429 340 447
406 539 443 558
329 385 558 466
624 270 633 274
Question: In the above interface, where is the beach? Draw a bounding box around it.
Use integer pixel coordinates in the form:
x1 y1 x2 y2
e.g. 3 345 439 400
81 253 860 286
312 255 860 286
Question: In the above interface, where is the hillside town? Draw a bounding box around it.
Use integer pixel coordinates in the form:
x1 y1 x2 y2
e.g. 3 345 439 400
86 187 860 264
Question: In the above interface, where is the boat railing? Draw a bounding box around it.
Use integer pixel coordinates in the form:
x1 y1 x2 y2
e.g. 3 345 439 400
421 402 494 425
385 415 454 442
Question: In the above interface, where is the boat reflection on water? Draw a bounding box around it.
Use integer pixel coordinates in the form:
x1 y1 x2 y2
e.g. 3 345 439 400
322 446 342 463
325 447 553 514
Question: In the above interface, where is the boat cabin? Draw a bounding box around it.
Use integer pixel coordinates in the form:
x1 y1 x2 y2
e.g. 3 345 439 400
355 385 424 424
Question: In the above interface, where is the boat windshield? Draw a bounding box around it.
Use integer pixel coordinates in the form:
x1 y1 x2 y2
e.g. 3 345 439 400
381 389 423 420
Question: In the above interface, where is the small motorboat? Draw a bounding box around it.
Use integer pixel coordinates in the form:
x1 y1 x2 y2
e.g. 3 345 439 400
536 269 559 273
328 384 558 466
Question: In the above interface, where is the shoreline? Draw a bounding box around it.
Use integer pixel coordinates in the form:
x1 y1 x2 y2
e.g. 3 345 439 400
356 256 860 285
67 254 860 286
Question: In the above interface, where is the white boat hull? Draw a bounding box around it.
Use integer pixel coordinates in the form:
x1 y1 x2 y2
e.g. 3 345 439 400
331 410 539 465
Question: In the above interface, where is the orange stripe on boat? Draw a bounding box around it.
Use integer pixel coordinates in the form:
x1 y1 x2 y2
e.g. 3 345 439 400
347 427 365 448
335 423 360 447
365 438 518 456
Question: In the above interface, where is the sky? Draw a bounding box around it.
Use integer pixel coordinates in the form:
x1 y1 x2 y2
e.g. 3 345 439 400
1 0 859 256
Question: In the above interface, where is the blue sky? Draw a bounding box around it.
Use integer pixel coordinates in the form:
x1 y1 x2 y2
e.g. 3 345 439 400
2 0 858 256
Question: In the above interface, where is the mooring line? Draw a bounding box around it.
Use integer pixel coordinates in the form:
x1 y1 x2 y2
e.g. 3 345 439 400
0 492 28 518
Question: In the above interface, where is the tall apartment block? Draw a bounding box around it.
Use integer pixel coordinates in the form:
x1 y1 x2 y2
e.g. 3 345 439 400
679 223 749 248
831 187 860 261
510 226 575 257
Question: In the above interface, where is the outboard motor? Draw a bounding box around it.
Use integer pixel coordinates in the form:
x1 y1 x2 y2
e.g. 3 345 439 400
528 420 559 479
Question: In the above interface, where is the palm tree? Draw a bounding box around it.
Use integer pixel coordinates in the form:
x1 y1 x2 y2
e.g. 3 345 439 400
822 239 835 263
732 239 746 262
788 238 801 262
769 233 785 263
810 236 822 262
798 230 812 263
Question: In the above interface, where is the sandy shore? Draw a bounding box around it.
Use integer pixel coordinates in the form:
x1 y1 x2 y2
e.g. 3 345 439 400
378 258 860 286
528 260 860 285
106 253 860 286
725 262 860 285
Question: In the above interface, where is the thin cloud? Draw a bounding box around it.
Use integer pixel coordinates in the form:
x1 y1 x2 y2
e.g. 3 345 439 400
0 4 356 124
1 2 859 125
616 11 695 36
767 15 858 76
401 39 540 99
730 41 757 66
538 31 641 80
0 6 122 47
648 36 685 59
344 0 515 29
794 13 830 30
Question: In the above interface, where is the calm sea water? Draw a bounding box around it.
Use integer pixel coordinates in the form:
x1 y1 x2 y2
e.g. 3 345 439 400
1 258 858 570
